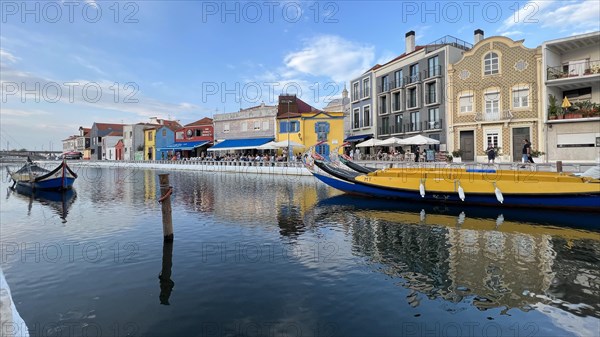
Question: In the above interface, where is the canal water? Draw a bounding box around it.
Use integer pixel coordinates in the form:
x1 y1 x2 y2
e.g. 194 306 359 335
1 164 599 337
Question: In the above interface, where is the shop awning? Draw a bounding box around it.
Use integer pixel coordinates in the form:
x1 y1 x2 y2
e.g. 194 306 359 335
157 141 209 151
344 134 373 142
207 137 274 151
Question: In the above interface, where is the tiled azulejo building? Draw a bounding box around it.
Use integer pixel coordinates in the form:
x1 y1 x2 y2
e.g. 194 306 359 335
448 32 543 162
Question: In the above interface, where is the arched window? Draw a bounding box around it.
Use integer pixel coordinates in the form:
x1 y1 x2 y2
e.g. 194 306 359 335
484 52 499 75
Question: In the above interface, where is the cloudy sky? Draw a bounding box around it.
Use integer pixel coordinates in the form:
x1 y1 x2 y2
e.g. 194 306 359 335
1 0 598 150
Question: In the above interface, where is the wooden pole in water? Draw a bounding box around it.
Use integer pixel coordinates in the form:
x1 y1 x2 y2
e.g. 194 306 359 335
158 174 174 242
556 161 563 173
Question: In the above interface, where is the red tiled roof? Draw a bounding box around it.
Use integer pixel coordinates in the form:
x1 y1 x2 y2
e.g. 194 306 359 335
94 123 125 131
185 117 213 127
106 131 123 137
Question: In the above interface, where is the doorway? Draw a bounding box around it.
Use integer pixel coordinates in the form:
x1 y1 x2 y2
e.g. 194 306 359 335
459 131 474 161
512 127 530 162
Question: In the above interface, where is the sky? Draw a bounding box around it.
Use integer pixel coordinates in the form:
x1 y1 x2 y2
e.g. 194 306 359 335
0 0 599 150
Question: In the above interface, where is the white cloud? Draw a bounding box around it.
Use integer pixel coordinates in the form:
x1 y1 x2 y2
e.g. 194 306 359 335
501 31 524 37
0 49 19 66
499 0 600 35
283 35 375 83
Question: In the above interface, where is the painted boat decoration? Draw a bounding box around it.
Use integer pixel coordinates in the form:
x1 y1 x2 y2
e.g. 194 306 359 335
303 145 600 211
8 158 77 191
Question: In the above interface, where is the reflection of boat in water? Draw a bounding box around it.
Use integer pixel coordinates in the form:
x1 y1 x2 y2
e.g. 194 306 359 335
11 184 77 222
303 144 600 211
317 194 600 236
311 194 600 318
8 159 77 191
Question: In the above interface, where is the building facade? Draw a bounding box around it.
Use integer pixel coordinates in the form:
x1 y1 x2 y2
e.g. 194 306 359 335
62 136 77 153
213 103 277 142
89 123 125 160
447 32 542 162
348 67 378 145
102 133 122 160
375 31 472 152
323 86 351 140
542 31 600 162
123 123 153 161
276 95 345 157
173 117 214 157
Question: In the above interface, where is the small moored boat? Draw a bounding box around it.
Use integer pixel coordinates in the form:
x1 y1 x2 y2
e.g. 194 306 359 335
8 158 77 191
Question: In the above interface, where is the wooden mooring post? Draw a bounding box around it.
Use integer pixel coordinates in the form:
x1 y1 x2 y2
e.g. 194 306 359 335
556 161 563 173
158 174 174 242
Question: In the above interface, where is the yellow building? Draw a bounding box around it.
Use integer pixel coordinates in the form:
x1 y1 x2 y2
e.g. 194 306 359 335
144 127 156 160
276 95 345 157
447 31 542 162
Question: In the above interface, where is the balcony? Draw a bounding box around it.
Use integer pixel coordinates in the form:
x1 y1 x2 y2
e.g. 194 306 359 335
423 65 442 79
377 83 390 94
406 122 423 132
425 119 443 130
406 74 421 85
474 110 513 122
390 79 404 90
547 60 600 81
378 126 391 135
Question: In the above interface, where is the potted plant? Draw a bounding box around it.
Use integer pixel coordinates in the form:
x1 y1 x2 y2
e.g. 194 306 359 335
451 149 463 163
548 95 562 119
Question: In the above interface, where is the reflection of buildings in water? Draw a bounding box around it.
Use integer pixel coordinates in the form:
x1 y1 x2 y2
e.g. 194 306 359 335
168 171 215 213
144 170 157 202
346 209 600 316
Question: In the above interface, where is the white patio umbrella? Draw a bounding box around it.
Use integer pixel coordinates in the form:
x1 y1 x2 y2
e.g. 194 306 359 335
273 140 305 148
256 141 279 150
379 137 407 146
356 138 384 147
400 134 440 145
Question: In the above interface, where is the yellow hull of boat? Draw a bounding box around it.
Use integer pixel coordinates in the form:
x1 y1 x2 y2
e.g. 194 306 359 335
354 168 600 195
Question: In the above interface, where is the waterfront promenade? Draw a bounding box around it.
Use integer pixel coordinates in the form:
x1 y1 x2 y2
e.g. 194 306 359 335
61 159 598 176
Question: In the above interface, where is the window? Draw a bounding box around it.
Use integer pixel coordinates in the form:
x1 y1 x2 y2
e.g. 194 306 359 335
485 92 500 116
484 52 499 75
241 122 248 132
353 108 360 128
485 130 500 149
425 82 437 104
394 114 403 133
407 87 418 109
315 122 329 141
254 121 261 130
223 123 230 133
196 129 202 137
363 106 371 127
280 121 300 133
427 56 439 77
512 86 529 108
393 92 401 111
262 121 269 130
363 78 370 97
147 132 152 140
428 108 440 129
162 129 166 137
409 63 420 83
459 93 473 113
352 82 359 100
381 117 390 134
381 75 389 92
394 70 403 88
379 96 388 114
410 112 420 131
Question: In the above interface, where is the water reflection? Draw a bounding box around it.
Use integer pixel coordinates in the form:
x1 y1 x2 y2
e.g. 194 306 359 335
312 195 600 318
159 240 175 305
8 185 77 223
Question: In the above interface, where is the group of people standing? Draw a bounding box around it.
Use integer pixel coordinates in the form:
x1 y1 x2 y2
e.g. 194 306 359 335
485 139 535 164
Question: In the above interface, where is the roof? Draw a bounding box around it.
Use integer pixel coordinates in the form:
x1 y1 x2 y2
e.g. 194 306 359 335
94 123 125 131
62 135 78 141
185 117 213 127
161 120 182 129
106 131 123 137
379 45 425 68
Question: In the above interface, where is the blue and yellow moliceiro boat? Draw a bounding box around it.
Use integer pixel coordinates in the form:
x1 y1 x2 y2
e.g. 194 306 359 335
304 150 600 211
9 159 77 191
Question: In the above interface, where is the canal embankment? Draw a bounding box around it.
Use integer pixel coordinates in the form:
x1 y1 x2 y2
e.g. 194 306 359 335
1 268 29 337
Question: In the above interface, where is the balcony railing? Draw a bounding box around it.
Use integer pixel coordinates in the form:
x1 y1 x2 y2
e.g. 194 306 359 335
379 126 391 135
547 59 600 80
424 35 473 53
407 122 422 132
406 74 421 85
425 119 443 130
423 65 442 79
474 110 513 122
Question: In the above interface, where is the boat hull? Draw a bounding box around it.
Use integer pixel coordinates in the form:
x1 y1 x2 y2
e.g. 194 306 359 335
15 177 76 191
312 172 600 211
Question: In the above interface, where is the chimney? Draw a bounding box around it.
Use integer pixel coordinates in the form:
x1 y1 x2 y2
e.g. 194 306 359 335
150 117 158 124
405 31 415 53
474 29 484 44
